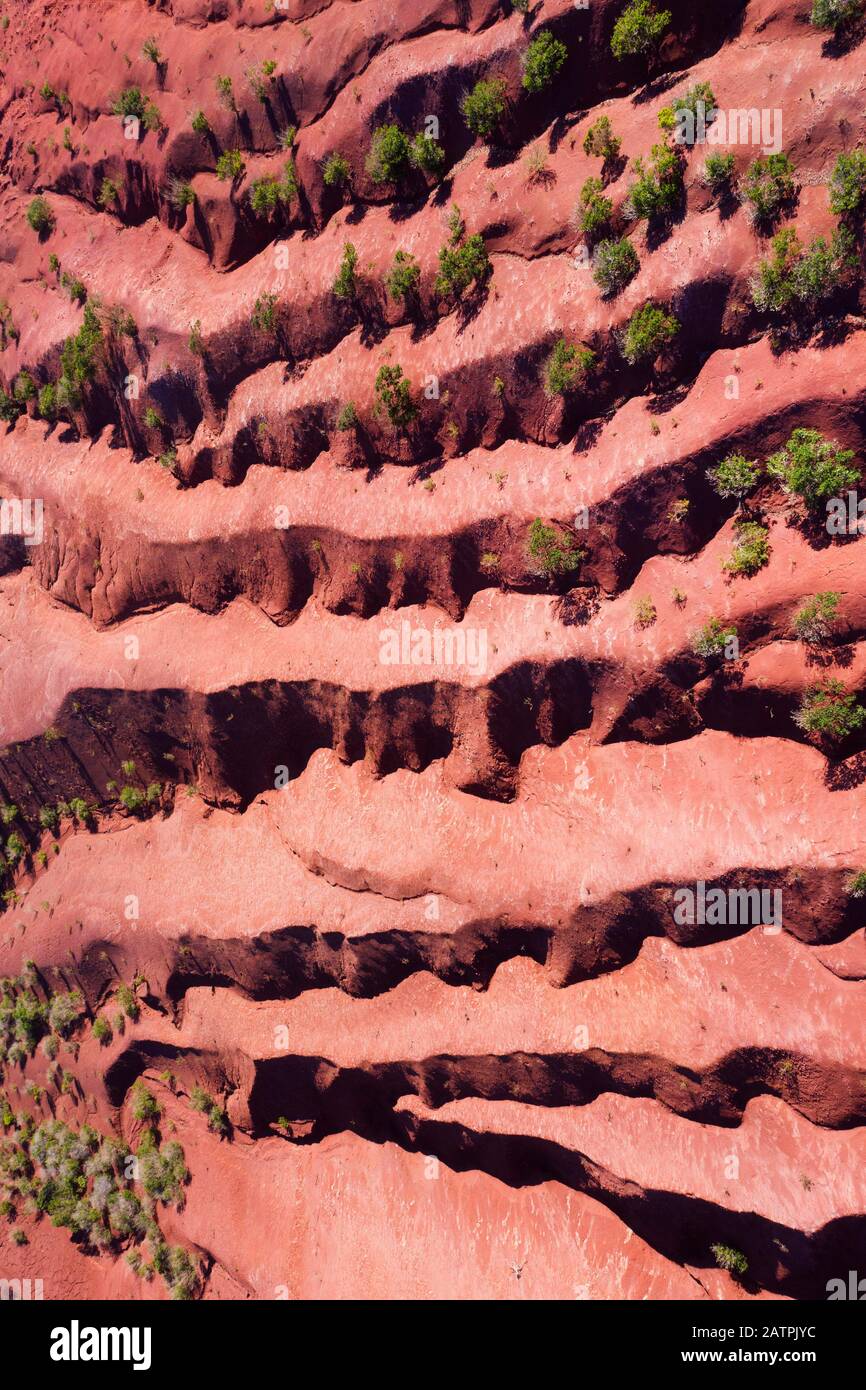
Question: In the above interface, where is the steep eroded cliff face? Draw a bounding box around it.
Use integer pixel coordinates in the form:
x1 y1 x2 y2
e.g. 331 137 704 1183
1 0 865 1301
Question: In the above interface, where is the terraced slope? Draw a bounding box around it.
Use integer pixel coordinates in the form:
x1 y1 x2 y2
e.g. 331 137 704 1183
1 0 865 1301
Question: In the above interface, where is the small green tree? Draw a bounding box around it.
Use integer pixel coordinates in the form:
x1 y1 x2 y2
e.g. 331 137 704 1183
26 196 55 236
810 0 863 29
711 1244 749 1278
323 152 351 188
386 250 421 301
611 0 672 60
829 148 866 216
434 232 490 299
701 152 735 192
215 149 245 182
592 238 639 297
522 30 568 92
527 518 583 576
622 302 678 365
543 339 595 396
461 78 507 141
765 428 859 509
723 520 770 577
627 143 682 220
410 132 446 176
251 292 278 334
375 364 417 428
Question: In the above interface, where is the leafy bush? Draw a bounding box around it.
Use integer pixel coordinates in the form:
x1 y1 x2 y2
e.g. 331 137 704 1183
410 132 446 176
708 453 759 500
522 30 568 92
191 110 210 135
765 427 859 509
375 364 417 428
48 991 83 1037
527 518 583 576
829 148 866 216
26 196 55 236
621 301 678 365
215 74 235 111
130 1081 160 1123
738 153 796 224
97 177 120 208
810 0 863 29
249 168 296 215
323 152 350 188
434 232 490 299
634 596 657 628
336 402 358 432
627 143 682 220
577 177 613 240
723 520 770 577
845 868 866 897
543 339 595 395
366 124 411 184
752 226 859 315
92 1017 112 1046
794 679 866 740
701 151 735 191
119 786 145 812
583 115 621 161
792 592 840 644
188 321 204 356
386 250 420 300
611 0 672 60
332 243 358 299
215 149 245 182
691 618 738 659
461 78 507 140
712 1244 749 1277
592 237 639 297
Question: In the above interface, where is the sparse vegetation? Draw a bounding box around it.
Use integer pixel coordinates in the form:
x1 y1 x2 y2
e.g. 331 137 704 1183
97 177 120 208
751 226 858 313
577 177 613 240
26 196 54 236
738 153 796 225
723 520 770 577
251 292 278 334
323 152 351 188
215 149 246 182
332 243 359 299
829 149 866 217
583 115 621 162
845 868 866 897
701 151 735 193
386 250 421 301
712 1244 749 1278
691 618 738 659
634 596 657 628
810 0 863 30
527 518 583 577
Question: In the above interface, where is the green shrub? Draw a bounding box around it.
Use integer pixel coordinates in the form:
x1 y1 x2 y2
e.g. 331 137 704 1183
738 153 796 224
527 518 583 576
386 250 421 300
711 1244 749 1277
708 453 759 500
794 679 866 740
583 116 621 161
142 36 161 63
191 110 210 135
845 868 866 897
434 231 490 299
279 125 297 151
323 152 351 188
461 78 507 140
577 177 613 240
374 364 417 428
13 373 36 403
130 1081 160 1122
829 148 866 216
521 30 568 92
92 1017 112 1045
627 143 682 219
143 406 162 429
188 320 204 356
110 87 146 119
622 301 678 365
691 618 738 659
752 226 859 314
611 0 671 60
410 132 446 176
167 178 195 211
765 427 859 509
48 991 83 1037
810 0 863 29
215 149 245 182
97 177 120 208
249 175 287 216
247 61 277 101
592 237 639 297
723 520 770 577
792 592 840 644
701 151 735 191
332 243 359 299
336 402 358 432
215 74 235 111
251 292 278 334
26 196 55 236
366 124 411 184
119 785 145 812
543 338 595 395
